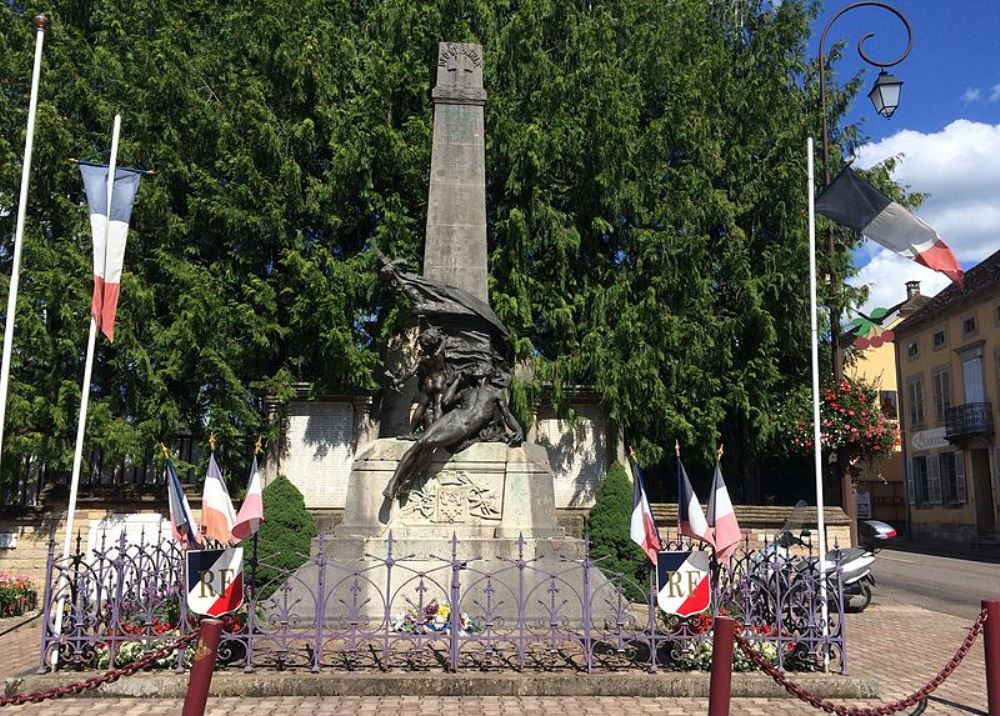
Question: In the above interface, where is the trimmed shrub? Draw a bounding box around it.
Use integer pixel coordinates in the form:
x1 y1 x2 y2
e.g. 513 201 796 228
251 475 317 598
587 462 650 602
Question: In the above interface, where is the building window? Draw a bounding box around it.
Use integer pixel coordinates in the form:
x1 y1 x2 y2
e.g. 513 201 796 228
938 451 966 505
932 369 951 423
912 455 942 506
879 390 898 419
962 315 977 336
907 340 919 359
932 330 946 349
907 377 925 426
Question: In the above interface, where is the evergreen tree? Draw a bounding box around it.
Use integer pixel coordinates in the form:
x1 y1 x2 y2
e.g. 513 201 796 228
0 0 879 501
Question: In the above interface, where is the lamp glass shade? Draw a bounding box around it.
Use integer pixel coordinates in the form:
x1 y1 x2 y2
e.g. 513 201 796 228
869 71 903 118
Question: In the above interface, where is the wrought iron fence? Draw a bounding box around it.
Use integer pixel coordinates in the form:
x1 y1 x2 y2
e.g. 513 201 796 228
37 528 847 675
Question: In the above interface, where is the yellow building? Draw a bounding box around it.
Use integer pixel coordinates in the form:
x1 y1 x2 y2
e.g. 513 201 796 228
848 283 928 526
894 249 1000 542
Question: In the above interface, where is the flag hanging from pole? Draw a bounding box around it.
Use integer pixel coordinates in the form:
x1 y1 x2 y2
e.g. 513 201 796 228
79 162 142 341
706 462 742 562
814 167 964 288
232 455 265 542
166 457 202 550
677 458 712 545
201 452 237 544
629 460 661 564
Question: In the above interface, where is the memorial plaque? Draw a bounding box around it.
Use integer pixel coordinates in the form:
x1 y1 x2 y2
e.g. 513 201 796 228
537 410 608 509
282 401 354 509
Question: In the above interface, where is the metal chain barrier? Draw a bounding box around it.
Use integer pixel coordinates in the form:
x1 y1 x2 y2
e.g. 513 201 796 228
734 609 988 716
0 629 201 708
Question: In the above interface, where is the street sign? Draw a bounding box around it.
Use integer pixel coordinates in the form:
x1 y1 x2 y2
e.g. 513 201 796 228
856 492 872 519
656 550 711 617
186 547 244 616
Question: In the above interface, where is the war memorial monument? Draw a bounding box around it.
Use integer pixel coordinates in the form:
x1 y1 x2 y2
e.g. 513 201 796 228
284 42 602 621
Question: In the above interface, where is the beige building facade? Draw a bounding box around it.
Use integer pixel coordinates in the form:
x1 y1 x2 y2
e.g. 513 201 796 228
894 250 1000 542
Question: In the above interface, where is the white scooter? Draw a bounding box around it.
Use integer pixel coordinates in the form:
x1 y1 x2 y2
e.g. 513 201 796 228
754 502 896 613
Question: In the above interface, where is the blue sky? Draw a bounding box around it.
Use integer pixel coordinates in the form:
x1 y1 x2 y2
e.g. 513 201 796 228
806 1 1000 312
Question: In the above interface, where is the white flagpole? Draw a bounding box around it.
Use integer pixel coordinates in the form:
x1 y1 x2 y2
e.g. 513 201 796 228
52 114 121 665
0 15 50 477
808 137 830 666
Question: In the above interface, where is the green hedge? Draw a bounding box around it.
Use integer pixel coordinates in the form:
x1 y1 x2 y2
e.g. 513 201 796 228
587 461 650 603
251 475 316 599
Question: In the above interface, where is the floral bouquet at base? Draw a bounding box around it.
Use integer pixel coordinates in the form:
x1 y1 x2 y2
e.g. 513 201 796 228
391 599 484 635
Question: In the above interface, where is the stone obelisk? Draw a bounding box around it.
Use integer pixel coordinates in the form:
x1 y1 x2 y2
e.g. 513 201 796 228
422 42 489 303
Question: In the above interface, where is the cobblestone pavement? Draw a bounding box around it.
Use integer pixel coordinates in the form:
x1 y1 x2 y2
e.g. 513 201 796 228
0 592 989 715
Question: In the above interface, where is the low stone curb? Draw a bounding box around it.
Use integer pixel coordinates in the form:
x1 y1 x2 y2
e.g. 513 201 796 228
6 671 880 699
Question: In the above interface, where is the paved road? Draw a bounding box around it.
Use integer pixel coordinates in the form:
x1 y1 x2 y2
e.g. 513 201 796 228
873 543 1000 618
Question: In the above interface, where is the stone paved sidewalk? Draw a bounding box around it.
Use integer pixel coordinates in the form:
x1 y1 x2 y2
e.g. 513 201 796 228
1 592 989 714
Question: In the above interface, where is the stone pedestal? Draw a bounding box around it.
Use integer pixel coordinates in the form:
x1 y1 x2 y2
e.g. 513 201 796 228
336 439 565 545
277 440 615 625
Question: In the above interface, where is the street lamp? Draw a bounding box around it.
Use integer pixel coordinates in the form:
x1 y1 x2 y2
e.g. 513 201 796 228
817 2 913 545
868 70 904 118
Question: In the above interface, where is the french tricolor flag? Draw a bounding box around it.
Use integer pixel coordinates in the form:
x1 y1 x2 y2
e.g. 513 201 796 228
707 462 742 562
79 162 142 342
231 455 265 542
167 458 202 550
677 458 712 545
815 167 964 288
629 461 661 564
201 452 237 544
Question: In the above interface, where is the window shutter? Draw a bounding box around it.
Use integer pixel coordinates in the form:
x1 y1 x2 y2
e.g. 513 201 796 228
927 454 942 504
906 458 916 505
954 451 966 504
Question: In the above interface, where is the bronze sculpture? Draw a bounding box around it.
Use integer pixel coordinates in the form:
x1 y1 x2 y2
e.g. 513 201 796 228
377 254 523 501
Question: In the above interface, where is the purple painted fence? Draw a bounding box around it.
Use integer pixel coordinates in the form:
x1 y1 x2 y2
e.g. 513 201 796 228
37 529 847 674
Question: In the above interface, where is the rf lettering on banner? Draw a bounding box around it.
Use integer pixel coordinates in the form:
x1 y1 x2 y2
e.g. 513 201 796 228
186 548 244 617
656 551 711 618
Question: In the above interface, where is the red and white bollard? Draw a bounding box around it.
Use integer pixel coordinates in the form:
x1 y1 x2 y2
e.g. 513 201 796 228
181 618 223 716
985 600 1000 716
708 615 736 716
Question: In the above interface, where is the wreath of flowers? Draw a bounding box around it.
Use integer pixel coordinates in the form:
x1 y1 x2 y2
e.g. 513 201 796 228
391 599 484 635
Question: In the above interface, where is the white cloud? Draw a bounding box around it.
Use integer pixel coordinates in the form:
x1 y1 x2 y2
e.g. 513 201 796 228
849 250 951 314
850 120 1000 313
991 83 1000 102
961 87 982 103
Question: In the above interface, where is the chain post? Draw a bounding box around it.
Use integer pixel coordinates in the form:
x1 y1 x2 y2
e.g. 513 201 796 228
181 619 222 716
985 600 999 716
708 615 736 716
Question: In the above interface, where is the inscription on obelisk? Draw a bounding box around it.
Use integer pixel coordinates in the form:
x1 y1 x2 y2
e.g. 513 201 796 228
422 43 489 304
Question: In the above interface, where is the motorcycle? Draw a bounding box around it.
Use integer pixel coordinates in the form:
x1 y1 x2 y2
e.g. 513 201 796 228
753 501 897 613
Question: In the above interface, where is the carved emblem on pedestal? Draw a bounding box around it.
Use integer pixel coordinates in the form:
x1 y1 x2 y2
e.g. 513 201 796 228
401 470 502 524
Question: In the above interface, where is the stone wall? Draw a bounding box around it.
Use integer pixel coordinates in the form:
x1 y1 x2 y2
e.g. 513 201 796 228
0 499 184 587
651 504 854 550
273 387 621 512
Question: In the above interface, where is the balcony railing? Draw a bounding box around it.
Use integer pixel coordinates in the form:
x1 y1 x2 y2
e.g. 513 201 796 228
945 402 994 440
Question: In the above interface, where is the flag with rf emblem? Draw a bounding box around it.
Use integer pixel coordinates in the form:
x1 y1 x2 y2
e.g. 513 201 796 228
186 548 244 616
656 550 711 617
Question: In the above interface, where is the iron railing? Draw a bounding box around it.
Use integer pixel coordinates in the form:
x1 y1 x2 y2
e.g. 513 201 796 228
945 402 994 440
37 528 848 675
